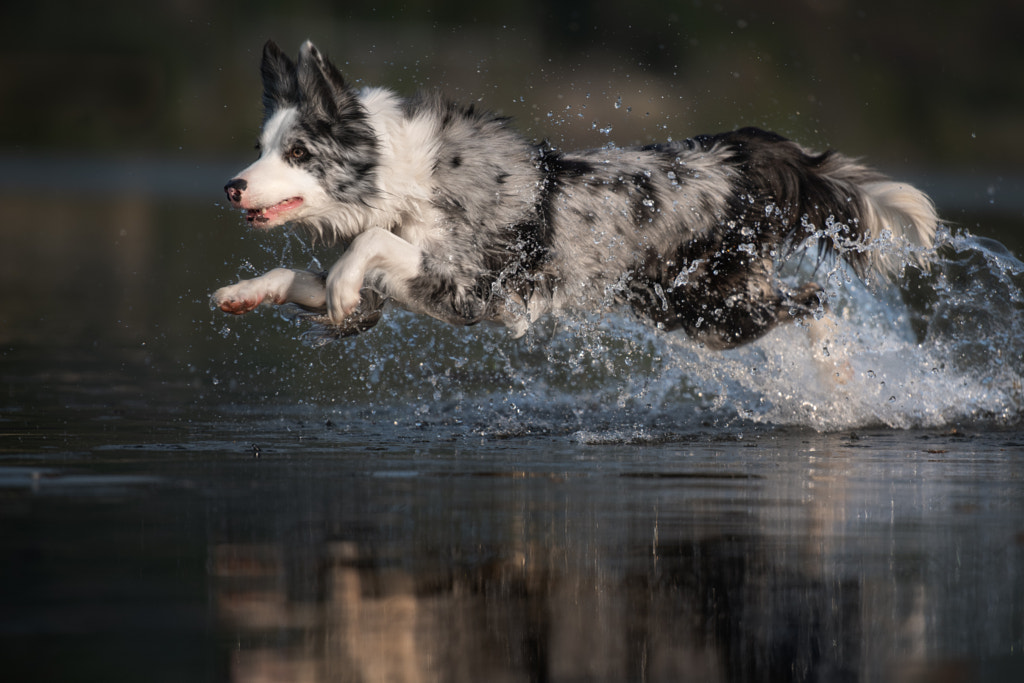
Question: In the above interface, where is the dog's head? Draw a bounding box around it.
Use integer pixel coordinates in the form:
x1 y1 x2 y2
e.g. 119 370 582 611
224 41 378 229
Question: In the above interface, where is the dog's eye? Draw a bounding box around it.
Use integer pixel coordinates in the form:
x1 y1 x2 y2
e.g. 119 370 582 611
289 146 309 160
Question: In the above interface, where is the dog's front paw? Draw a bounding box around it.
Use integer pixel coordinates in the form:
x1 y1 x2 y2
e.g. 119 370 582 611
325 271 363 323
211 282 265 315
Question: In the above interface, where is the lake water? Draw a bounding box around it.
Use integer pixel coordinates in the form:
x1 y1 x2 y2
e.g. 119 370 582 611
2 160 1023 681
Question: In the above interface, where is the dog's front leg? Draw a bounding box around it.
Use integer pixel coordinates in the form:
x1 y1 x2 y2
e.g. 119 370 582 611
325 228 424 323
212 268 327 314
327 227 492 327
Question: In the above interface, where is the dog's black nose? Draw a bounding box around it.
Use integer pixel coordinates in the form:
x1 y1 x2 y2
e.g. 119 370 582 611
224 178 247 204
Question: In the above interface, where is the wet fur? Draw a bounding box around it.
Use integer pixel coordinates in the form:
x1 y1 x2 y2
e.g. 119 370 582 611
213 40 937 349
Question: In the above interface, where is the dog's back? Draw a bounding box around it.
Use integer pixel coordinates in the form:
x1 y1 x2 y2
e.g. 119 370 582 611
516 127 936 347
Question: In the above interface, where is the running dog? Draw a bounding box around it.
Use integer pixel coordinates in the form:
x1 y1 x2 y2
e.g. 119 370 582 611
212 40 937 349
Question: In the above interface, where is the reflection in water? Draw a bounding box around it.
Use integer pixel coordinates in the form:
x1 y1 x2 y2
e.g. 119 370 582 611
201 439 1022 683
214 536 851 683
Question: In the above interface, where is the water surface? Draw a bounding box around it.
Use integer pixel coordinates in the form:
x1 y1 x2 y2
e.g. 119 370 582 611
2 168 1023 681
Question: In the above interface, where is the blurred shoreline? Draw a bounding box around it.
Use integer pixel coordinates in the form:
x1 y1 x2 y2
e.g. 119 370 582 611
0 153 1019 216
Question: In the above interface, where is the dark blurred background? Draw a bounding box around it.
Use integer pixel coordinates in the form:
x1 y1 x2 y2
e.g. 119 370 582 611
2 0 1021 171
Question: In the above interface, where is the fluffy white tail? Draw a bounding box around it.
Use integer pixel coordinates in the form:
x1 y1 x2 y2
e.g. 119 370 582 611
859 181 938 276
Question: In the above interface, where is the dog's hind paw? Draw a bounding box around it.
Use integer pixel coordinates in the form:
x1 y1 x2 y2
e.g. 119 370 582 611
807 314 853 385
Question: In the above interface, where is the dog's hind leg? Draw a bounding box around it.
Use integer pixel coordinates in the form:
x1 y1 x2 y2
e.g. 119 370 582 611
807 312 854 385
659 274 827 350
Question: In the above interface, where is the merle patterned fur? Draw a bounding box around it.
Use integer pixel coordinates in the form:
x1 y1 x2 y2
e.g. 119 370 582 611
216 41 936 349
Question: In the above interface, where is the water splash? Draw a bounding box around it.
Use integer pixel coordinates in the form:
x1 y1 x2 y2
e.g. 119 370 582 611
644 227 1024 431
253 226 1024 437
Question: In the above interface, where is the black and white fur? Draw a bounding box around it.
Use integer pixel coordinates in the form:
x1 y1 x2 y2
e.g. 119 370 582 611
213 40 937 350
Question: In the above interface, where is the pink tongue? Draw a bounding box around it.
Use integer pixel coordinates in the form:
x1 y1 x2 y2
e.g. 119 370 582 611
264 197 303 221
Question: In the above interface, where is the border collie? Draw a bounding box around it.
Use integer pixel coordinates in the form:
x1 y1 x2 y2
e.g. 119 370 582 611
212 40 936 350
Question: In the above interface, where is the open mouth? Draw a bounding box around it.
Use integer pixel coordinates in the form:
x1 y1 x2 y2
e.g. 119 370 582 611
246 197 304 225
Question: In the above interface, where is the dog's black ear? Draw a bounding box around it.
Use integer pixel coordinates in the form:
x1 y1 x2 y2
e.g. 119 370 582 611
296 40 359 116
260 40 298 118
